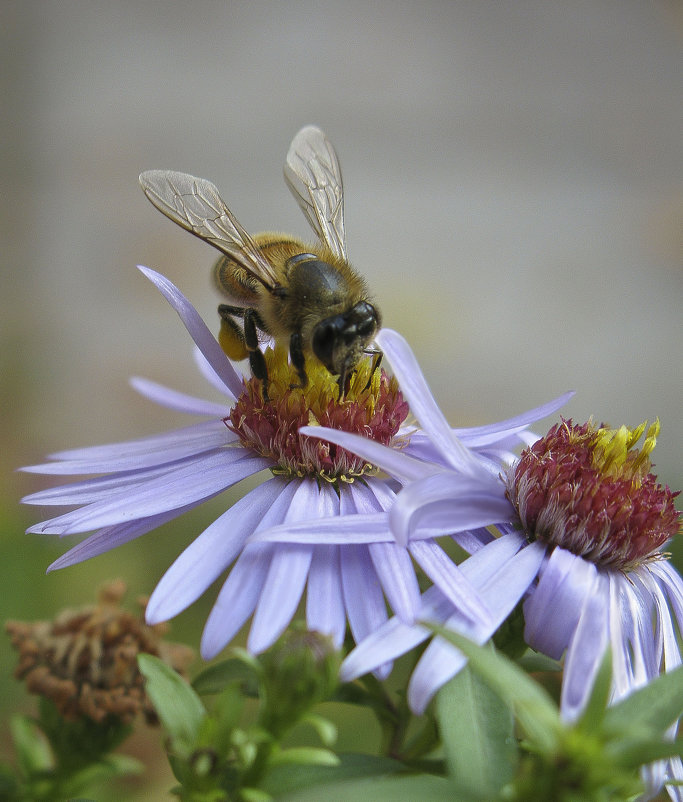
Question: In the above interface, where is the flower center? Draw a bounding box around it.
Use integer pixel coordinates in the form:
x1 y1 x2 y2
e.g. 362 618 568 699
507 418 681 571
227 346 409 484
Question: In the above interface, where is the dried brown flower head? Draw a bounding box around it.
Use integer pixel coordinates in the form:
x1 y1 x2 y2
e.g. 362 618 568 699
6 579 194 724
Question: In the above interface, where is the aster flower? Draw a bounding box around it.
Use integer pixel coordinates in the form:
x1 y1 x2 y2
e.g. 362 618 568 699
271 349 682 797
23 266 424 664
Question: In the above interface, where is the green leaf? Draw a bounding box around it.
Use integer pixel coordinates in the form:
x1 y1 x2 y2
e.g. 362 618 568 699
260 753 404 796
137 654 205 751
10 714 53 776
603 663 683 737
277 771 463 802
607 735 683 769
198 682 244 754
270 747 340 768
300 713 337 747
429 625 562 751
192 657 260 697
575 648 612 734
436 664 516 798
60 755 143 797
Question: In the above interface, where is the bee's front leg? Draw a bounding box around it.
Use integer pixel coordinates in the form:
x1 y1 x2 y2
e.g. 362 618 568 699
289 332 308 390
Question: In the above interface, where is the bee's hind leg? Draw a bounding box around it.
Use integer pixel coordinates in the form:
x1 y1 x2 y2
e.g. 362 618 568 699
218 305 270 401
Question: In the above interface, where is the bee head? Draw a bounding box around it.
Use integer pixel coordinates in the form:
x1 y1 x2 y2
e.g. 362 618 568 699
312 301 381 378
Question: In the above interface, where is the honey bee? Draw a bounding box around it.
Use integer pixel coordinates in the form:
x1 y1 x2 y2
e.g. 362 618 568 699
139 125 381 399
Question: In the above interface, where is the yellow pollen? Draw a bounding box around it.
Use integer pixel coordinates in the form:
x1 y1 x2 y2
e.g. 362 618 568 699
589 418 660 483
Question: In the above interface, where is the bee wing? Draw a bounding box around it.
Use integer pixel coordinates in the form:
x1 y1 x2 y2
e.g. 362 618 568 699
139 170 279 289
283 125 347 261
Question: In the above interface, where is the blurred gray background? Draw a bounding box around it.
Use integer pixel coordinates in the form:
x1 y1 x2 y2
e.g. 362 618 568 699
1 3 681 796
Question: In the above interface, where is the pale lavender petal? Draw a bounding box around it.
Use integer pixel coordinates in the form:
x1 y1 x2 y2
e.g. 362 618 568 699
341 544 389 662
145 478 286 624
340 590 444 682
29 452 270 535
407 636 468 715
389 472 512 547
304 488 346 646
247 513 393 545
368 542 421 623
47 505 197 570
138 266 244 398
199 480 304 657
560 572 609 722
201 544 275 659
23 463 178 506
248 543 314 654
365 479 398 511
299 425 437 483
523 546 596 660
629 570 665 676
409 539 492 625
376 328 484 476
307 545 346 647
408 541 546 713
248 479 327 653
608 574 637 697
192 345 240 400
129 376 231 417
342 533 531 683
23 420 236 475
451 526 496 554
452 391 575 447
651 562 683 662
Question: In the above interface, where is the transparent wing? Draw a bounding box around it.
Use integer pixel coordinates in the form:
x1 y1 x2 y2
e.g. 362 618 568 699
283 125 346 261
139 170 279 288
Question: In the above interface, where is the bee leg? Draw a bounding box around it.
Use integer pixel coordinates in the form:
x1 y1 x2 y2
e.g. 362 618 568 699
362 350 383 391
289 332 308 390
337 369 348 400
243 309 269 401
217 305 270 401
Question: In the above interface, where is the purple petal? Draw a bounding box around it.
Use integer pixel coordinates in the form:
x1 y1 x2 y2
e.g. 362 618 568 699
369 542 421 623
130 376 231 417
145 478 287 624
299 426 437 483
192 345 240 400
47 505 198 570
138 266 244 398
248 479 329 653
376 328 484 476
409 539 492 625
24 463 179 506
524 547 596 660
340 599 440 682
389 472 512 547
408 541 545 712
452 391 575 447
201 544 275 659
560 571 609 722
341 544 389 653
248 543 314 653
341 533 530 683
23 420 236 475
29 452 270 535
246 512 393 545
199 480 304 657
307 545 346 647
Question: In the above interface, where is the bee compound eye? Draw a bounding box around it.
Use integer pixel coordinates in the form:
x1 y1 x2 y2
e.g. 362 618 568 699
312 316 344 368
